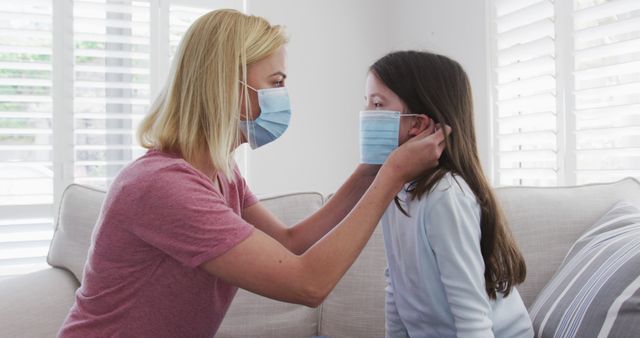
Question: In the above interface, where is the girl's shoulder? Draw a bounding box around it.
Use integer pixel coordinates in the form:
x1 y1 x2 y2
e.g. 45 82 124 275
424 172 476 203
401 173 479 218
418 173 482 233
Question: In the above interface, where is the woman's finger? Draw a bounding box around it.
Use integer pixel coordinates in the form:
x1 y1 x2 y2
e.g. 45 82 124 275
436 125 452 152
423 118 436 137
426 127 446 144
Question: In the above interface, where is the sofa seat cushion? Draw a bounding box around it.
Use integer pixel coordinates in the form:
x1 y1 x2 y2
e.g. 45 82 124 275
0 268 79 338
529 201 640 337
319 227 387 337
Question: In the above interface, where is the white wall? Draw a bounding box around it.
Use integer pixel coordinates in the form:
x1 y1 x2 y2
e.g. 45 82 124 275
245 0 390 196
244 0 491 195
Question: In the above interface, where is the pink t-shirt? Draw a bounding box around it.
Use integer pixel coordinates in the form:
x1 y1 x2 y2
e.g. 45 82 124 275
58 150 257 337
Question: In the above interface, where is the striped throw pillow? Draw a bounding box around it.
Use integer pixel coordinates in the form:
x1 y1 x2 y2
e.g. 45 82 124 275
529 201 640 338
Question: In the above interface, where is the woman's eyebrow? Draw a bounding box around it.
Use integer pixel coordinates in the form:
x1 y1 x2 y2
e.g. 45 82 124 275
270 71 287 79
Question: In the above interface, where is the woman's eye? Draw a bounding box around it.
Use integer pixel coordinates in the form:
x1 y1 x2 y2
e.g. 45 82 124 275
274 80 284 87
373 102 383 108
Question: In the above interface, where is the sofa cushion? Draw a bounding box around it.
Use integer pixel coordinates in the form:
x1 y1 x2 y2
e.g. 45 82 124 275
48 184 106 282
216 192 324 338
496 177 640 308
0 268 79 338
529 201 640 337
319 226 387 338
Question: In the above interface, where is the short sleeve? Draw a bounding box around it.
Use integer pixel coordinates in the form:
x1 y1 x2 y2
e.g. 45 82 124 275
130 163 255 268
232 164 258 209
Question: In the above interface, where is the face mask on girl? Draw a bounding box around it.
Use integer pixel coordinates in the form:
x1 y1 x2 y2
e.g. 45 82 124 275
240 82 292 149
359 110 422 164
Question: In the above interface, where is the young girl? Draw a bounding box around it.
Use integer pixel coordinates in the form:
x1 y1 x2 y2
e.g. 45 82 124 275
362 51 534 337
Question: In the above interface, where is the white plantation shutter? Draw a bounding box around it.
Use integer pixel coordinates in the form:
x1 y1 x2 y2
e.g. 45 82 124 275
0 0 240 278
169 5 210 59
0 0 54 278
491 0 640 186
492 0 558 186
73 0 151 189
573 0 640 184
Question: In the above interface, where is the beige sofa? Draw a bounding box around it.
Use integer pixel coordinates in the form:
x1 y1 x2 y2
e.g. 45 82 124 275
1 178 640 337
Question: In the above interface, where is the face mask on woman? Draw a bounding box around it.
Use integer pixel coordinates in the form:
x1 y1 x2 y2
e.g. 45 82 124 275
240 82 292 149
359 110 421 164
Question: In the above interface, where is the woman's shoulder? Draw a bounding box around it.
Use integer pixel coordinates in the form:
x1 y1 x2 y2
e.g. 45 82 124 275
114 150 207 193
126 149 193 174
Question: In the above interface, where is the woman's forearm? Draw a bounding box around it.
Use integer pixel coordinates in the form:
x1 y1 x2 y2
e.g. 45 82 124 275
296 167 402 301
286 164 378 254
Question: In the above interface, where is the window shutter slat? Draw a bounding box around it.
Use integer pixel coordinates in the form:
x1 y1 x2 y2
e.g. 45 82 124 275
496 1 553 34
497 18 555 50
495 0 544 17
574 0 640 26
497 36 555 67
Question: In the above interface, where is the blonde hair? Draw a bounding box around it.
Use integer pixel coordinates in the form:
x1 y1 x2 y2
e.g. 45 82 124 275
137 9 288 179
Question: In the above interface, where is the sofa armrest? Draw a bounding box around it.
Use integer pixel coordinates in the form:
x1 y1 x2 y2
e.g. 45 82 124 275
0 268 79 338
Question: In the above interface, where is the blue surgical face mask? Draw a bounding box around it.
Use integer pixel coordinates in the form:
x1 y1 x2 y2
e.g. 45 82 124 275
240 82 291 149
359 110 420 164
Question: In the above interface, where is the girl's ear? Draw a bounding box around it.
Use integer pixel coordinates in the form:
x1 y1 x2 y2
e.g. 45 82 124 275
408 115 431 137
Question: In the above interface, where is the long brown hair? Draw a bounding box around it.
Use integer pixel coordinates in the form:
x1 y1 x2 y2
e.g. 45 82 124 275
370 51 526 299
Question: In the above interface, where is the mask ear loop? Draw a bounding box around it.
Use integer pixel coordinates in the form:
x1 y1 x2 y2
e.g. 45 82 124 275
399 113 422 136
240 81 259 93
238 47 255 139
240 41 252 150
243 85 253 147
240 80 261 148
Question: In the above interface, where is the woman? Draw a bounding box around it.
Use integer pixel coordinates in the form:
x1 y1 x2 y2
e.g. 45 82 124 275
57 10 449 338
361 51 533 337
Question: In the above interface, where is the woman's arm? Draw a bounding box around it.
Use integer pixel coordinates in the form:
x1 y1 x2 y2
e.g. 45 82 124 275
201 126 450 307
202 167 400 307
245 121 437 254
243 164 379 255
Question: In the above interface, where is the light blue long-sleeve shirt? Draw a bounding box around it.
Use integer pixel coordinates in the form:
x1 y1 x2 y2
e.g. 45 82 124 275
381 173 533 338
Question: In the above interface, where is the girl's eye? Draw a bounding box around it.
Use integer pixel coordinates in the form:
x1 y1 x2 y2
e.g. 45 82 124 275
274 80 284 87
373 102 383 108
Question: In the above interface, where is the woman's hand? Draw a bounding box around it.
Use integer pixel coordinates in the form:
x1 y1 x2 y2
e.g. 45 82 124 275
381 122 451 186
